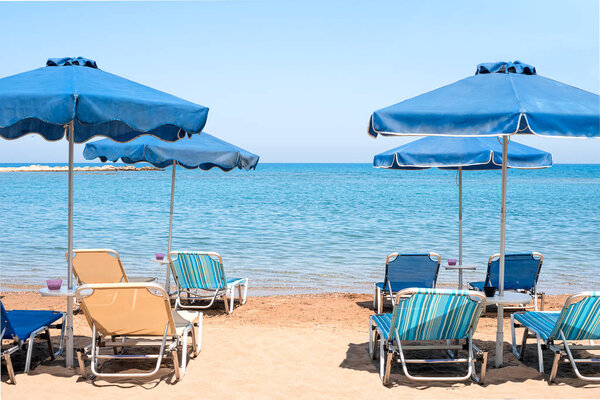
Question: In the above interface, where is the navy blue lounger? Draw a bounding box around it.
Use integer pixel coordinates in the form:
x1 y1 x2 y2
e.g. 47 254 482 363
1 301 65 384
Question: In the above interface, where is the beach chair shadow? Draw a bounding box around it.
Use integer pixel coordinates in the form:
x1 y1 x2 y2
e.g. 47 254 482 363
340 335 598 387
339 339 537 388
1 333 87 382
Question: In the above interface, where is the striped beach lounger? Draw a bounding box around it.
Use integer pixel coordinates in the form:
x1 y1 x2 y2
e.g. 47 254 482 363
373 253 441 314
369 288 487 385
168 251 248 314
511 291 600 382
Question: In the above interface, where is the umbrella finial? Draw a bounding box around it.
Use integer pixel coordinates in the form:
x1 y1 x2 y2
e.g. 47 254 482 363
46 57 98 69
476 61 536 75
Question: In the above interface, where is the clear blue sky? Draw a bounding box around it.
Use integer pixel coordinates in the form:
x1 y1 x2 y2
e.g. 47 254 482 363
0 0 598 163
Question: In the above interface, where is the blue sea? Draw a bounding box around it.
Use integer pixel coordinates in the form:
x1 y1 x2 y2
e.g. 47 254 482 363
1 163 598 295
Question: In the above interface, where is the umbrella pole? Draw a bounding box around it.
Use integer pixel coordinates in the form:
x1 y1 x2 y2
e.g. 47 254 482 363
66 121 74 369
166 161 176 292
458 167 463 286
495 135 509 368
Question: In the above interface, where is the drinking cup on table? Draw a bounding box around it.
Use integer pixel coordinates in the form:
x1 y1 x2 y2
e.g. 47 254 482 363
46 279 62 290
484 286 497 297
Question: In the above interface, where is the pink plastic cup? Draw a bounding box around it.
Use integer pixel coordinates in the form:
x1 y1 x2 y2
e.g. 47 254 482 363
46 279 62 290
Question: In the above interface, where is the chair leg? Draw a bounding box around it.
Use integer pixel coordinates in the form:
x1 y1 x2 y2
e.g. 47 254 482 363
549 350 561 383
223 293 230 314
181 330 189 376
24 334 37 373
172 350 181 381
477 350 488 385
230 288 235 313
111 335 120 355
4 353 16 384
376 287 383 314
55 314 66 357
380 340 392 386
242 279 249 305
77 349 87 379
368 319 378 360
536 334 545 374
519 329 528 360
373 285 377 310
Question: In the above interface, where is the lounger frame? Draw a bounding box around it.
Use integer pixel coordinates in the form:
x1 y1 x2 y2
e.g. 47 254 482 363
369 288 487 385
75 283 202 381
511 291 600 383
1 311 65 384
168 251 248 314
373 253 441 314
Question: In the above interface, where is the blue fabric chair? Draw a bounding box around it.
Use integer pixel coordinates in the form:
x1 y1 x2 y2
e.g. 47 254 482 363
369 288 487 385
511 292 600 382
373 253 441 314
168 251 248 314
1 301 65 384
469 253 544 310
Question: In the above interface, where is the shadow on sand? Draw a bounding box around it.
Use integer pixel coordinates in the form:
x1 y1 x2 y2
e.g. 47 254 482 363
339 338 600 389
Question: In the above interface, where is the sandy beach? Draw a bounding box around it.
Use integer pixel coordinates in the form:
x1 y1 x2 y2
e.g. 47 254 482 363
1 291 598 399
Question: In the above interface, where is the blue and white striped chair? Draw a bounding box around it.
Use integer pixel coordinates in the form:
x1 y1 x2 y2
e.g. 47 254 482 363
168 251 248 314
511 291 600 382
369 288 487 385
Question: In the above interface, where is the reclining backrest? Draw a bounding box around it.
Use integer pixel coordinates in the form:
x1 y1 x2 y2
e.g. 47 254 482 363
169 252 227 290
70 249 128 284
385 253 441 289
487 253 542 291
76 283 176 337
551 292 600 341
0 301 16 338
389 288 486 341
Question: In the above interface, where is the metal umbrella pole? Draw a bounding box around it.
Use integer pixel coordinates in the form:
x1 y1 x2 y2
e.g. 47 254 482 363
165 160 176 292
458 166 463 271
65 121 74 369
495 135 509 368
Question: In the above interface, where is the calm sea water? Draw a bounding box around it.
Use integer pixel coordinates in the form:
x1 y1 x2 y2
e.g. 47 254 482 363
1 163 598 295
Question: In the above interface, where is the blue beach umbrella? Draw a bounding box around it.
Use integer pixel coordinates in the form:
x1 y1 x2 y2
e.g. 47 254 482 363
84 133 259 288
374 136 552 286
0 57 209 367
368 61 599 367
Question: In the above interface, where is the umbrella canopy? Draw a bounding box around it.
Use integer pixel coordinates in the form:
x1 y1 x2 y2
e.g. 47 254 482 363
84 133 259 289
374 136 552 282
83 133 259 171
367 61 598 368
0 57 209 142
0 57 210 369
369 61 599 138
374 136 552 170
